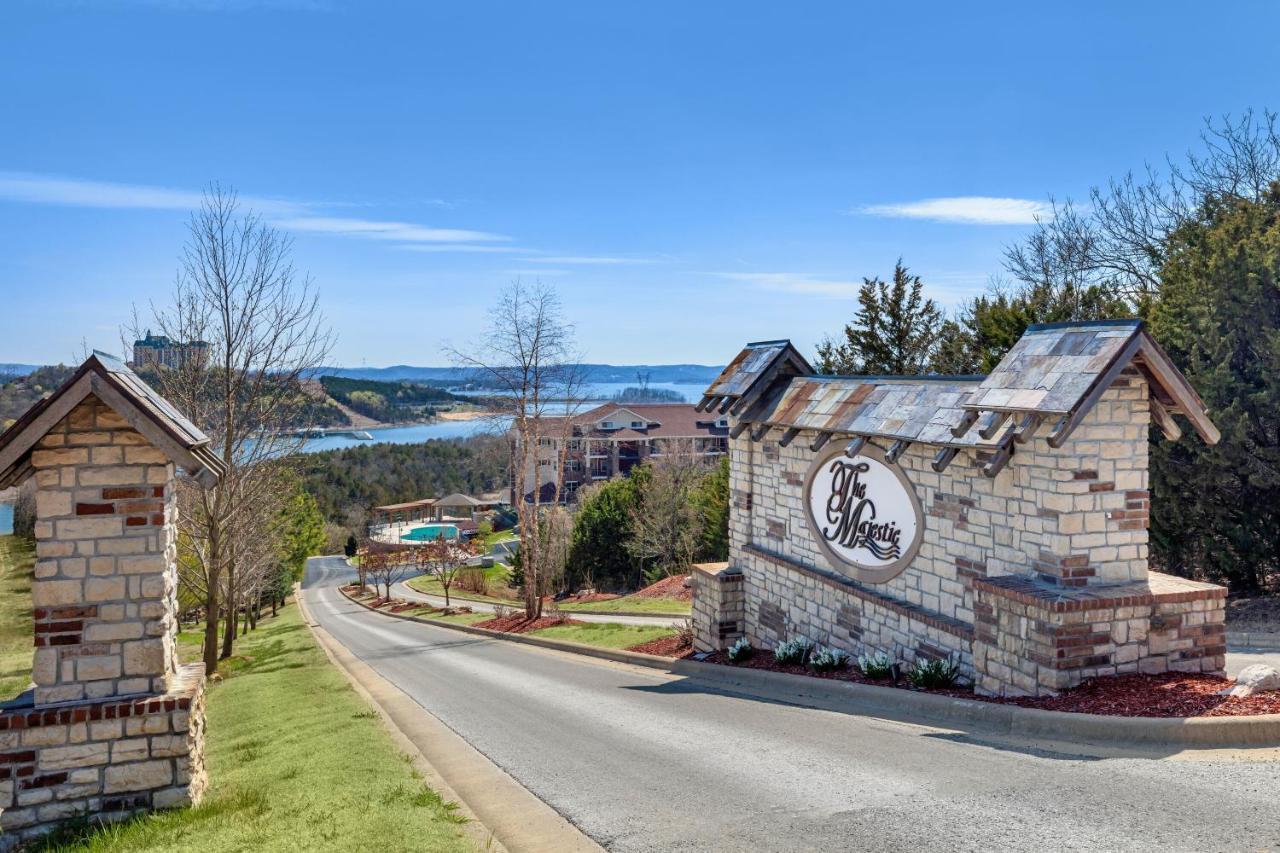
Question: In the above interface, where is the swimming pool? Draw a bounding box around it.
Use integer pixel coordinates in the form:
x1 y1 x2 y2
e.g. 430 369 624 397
400 523 460 542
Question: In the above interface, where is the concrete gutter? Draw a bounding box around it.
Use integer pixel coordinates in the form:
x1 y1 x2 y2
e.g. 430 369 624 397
342 588 1280 750
298 588 605 853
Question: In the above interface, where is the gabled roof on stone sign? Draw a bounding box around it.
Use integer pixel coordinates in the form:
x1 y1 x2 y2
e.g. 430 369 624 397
0 351 226 490
698 340 812 415
959 320 1218 445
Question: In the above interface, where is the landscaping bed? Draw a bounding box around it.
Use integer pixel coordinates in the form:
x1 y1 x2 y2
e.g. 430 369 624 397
696 648 1280 718
473 613 574 633
558 574 694 615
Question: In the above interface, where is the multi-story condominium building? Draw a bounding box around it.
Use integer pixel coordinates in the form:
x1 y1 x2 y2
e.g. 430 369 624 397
521 402 729 502
131 331 210 370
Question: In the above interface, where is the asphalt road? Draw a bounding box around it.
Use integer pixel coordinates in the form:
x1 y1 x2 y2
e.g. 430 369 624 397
304 556 1280 853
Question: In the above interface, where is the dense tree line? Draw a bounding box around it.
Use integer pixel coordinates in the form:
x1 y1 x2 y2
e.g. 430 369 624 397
319 375 458 423
565 455 729 592
296 434 510 524
0 365 75 429
819 111 1280 592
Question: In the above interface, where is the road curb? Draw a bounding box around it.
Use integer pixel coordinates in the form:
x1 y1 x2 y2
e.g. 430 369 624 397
1228 631 1280 650
342 587 1280 750
298 588 605 853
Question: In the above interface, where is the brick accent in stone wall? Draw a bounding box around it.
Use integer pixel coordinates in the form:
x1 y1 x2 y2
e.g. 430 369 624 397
971 572 1226 696
28 397 181 706
0 664 206 848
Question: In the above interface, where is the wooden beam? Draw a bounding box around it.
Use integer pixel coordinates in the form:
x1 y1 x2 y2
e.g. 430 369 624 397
777 427 801 448
717 396 736 415
1012 414 1043 444
1135 341 1220 444
978 411 1010 441
1047 333 1145 448
982 434 1016 478
844 435 867 458
729 419 753 439
950 410 979 438
1149 397 1182 441
695 395 720 413
809 431 832 452
885 439 910 464
750 422 773 442
931 446 958 473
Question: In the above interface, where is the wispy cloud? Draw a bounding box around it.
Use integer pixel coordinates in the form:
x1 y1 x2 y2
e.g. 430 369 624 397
397 244 524 254
0 172 505 245
520 255 657 265
857 196 1052 225
270 216 505 243
502 268 571 277
710 272 859 298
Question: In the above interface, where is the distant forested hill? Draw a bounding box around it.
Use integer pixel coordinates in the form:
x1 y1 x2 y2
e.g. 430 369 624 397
0 365 76 429
318 375 459 423
315 362 724 385
295 435 509 524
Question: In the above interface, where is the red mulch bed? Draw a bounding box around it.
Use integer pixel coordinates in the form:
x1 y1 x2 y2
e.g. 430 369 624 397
625 635 696 657
473 613 582 633
699 651 1280 717
548 591 620 605
630 574 693 602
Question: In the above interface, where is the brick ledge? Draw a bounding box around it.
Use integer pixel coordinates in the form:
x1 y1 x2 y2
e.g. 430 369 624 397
742 544 975 642
0 662 204 730
972 571 1225 613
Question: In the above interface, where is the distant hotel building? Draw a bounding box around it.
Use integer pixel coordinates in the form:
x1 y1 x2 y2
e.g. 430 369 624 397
522 403 729 502
131 331 210 370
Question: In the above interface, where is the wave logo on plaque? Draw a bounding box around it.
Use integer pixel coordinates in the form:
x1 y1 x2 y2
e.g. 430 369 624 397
803 444 924 584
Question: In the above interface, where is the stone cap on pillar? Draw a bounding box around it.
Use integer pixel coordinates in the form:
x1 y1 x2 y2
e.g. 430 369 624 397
0 351 225 490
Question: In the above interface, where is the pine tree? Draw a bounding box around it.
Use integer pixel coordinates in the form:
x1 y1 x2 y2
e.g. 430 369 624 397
816 261 942 375
1148 184 1280 591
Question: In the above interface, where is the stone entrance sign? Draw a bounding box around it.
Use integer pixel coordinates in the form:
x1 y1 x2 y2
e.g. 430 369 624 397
0 352 224 849
691 321 1229 697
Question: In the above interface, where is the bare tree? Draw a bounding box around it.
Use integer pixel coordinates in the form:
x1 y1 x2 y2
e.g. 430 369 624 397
447 280 586 618
362 541 414 601
1006 110 1280 304
423 536 481 607
132 184 333 675
627 441 709 583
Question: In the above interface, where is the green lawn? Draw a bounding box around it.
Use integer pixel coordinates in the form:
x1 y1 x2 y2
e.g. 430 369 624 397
0 534 35 702
39 603 478 853
406 565 521 606
528 622 677 650
480 531 518 552
558 594 692 616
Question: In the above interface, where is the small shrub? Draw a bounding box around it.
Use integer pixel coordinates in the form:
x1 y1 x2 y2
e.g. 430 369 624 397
857 651 894 680
675 619 694 648
726 637 753 663
808 645 851 673
492 604 511 620
458 567 490 596
908 655 961 689
773 636 815 666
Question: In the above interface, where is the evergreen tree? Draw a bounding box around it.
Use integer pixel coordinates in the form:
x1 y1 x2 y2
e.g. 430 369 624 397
277 490 327 582
565 476 643 592
1148 184 1280 591
344 534 358 559
816 261 942 375
691 456 730 561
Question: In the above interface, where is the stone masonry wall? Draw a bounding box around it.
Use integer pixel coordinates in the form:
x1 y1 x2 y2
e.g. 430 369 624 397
0 666 205 849
691 563 743 653
723 373 1176 684
28 396 180 705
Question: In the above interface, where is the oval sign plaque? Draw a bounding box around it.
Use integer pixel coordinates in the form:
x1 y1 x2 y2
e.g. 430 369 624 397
803 443 924 584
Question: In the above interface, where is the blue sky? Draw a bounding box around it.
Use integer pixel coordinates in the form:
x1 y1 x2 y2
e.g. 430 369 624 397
2 1 1278 367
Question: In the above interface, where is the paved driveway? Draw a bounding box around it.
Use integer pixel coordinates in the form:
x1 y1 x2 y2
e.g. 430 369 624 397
304 555 1280 853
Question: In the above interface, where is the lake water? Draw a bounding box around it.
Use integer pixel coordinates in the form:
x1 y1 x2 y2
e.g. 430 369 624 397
0 503 12 536
293 381 706 455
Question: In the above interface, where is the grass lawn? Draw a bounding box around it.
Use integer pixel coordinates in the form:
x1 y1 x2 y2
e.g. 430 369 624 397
559 595 692 616
0 535 35 702
480 531 518 552
528 622 677 650
40 603 478 853
406 565 521 607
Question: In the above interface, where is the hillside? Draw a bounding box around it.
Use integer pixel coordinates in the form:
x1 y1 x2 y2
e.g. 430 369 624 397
315 362 724 385
318 375 460 424
0 364 76 428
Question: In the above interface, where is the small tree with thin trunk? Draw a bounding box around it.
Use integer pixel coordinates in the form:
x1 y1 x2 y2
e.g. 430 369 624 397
424 536 481 607
627 441 708 584
447 280 585 619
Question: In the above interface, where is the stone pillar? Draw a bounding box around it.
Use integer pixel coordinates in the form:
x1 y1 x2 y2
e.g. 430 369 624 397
29 396 179 705
691 562 744 653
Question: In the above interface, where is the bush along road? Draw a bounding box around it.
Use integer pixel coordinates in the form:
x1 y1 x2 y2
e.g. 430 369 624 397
304 555 1280 853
